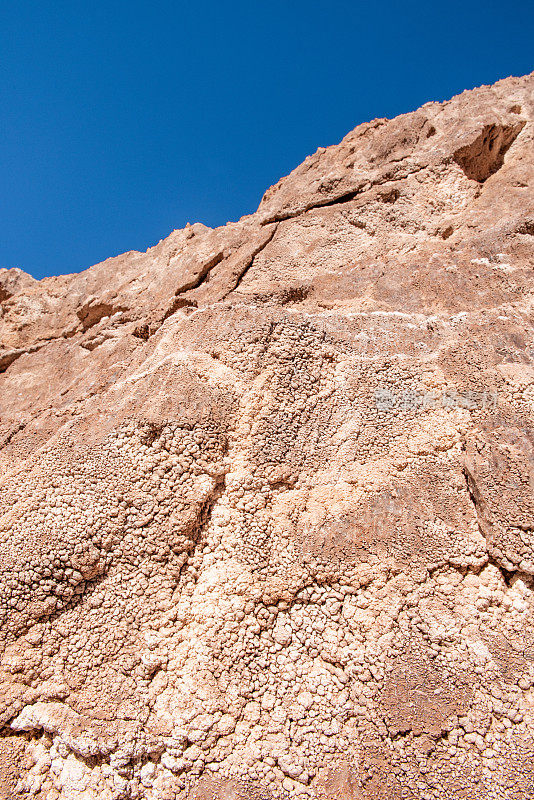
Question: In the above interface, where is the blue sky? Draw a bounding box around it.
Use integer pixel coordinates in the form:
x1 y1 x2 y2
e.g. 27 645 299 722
1 0 533 279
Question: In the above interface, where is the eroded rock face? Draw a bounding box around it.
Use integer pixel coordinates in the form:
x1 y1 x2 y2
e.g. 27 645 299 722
1 73 534 799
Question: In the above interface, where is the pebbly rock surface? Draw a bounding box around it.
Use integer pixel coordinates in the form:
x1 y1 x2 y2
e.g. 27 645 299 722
0 72 534 800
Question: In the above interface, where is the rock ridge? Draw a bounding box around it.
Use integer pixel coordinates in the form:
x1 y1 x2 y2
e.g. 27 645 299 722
0 72 534 799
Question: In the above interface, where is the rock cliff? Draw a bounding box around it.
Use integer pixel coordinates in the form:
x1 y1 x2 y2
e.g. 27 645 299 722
1 73 534 799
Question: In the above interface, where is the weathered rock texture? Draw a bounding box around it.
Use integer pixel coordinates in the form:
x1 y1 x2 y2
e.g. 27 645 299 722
1 73 534 800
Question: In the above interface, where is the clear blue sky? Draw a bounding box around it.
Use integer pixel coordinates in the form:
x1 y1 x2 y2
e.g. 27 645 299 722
1 0 533 279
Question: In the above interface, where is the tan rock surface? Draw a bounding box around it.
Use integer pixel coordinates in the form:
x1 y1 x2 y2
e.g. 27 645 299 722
1 72 534 799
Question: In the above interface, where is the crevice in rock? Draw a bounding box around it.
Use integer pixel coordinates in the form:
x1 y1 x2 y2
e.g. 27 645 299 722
171 442 229 598
0 342 50 374
487 556 516 588
76 301 129 331
462 465 483 518
379 187 400 203
261 190 361 224
460 466 528 588
132 323 152 341
0 421 26 449
453 122 526 182
0 316 126 374
388 725 414 743
140 251 226 335
221 224 278 298
173 251 225 297
161 296 198 324
260 165 427 225
0 348 24 374
132 296 199 342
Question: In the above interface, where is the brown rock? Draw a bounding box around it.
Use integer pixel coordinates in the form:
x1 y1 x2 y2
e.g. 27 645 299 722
1 72 534 798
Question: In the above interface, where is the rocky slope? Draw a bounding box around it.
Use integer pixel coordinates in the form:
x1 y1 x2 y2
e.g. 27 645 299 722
0 73 533 800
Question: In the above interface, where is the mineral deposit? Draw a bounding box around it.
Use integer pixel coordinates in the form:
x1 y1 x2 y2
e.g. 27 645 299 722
1 73 534 799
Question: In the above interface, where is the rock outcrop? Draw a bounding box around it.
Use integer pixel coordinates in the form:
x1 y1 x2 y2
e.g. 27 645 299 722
1 73 534 799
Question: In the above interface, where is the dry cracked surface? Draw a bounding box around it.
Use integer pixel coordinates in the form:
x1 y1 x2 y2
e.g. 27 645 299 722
1 73 534 800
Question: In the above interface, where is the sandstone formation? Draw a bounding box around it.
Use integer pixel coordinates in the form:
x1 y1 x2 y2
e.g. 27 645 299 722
1 73 534 799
